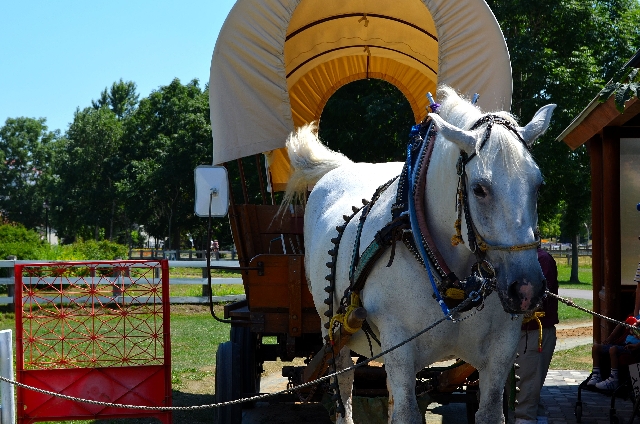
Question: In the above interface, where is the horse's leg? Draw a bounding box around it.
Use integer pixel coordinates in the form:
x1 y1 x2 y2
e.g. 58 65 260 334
384 342 422 424
335 346 355 424
475 354 514 423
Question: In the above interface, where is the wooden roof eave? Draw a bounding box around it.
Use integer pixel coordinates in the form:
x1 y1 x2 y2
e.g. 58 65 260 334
558 95 640 150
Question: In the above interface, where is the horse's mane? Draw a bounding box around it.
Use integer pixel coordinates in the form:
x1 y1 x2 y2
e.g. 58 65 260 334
436 86 537 177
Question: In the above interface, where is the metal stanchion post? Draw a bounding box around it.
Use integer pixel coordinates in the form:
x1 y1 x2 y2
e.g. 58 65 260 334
0 329 15 424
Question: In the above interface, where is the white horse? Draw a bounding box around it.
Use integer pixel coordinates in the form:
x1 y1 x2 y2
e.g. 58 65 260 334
284 86 556 424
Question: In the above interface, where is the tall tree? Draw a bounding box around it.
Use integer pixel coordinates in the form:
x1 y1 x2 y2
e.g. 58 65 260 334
486 0 640 282
51 107 124 242
91 79 139 119
319 79 414 162
121 78 212 249
0 117 58 231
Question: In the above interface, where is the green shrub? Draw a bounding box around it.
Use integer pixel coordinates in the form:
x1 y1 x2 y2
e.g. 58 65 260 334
0 224 44 259
0 223 128 261
36 239 128 261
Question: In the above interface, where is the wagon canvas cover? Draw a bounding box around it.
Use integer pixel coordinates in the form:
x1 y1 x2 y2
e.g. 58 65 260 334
209 0 512 189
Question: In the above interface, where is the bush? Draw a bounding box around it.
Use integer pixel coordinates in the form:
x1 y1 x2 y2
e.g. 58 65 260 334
0 223 128 261
37 239 129 261
0 224 44 259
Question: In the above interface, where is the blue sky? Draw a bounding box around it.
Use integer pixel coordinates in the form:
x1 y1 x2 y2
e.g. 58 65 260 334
0 0 237 134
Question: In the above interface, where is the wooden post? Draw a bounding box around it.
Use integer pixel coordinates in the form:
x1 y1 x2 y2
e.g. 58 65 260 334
602 127 621 338
6 255 16 313
589 135 604 344
202 266 211 297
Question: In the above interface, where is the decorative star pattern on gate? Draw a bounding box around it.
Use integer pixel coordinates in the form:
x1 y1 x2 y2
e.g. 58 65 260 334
20 261 167 369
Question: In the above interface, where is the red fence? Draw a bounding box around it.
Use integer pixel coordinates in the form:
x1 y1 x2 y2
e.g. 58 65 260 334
15 260 172 424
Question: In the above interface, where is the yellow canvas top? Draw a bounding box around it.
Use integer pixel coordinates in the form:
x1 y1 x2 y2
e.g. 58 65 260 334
209 0 512 189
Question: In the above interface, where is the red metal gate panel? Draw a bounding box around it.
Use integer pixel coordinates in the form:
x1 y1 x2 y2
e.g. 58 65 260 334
15 260 171 424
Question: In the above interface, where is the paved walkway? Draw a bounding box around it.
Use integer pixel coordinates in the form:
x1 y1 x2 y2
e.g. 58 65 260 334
558 288 593 301
541 370 637 424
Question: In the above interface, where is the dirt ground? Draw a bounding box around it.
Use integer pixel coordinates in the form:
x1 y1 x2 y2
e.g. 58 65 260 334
557 325 592 338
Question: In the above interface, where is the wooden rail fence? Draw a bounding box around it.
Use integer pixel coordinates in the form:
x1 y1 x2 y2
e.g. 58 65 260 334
0 258 244 309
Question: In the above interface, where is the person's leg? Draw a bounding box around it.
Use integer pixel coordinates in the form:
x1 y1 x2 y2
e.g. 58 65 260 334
587 343 603 385
535 327 556 423
611 345 619 370
513 329 540 423
596 345 623 390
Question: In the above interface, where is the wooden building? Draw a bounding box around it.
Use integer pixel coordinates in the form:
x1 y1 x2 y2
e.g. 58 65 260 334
558 50 640 342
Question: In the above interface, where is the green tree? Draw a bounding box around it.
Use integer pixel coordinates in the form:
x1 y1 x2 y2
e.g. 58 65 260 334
51 107 125 242
319 79 414 162
121 78 212 249
91 79 139 119
0 117 58 231
486 0 640 282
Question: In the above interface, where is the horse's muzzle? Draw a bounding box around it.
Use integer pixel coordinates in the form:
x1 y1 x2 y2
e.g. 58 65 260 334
500 278 547 314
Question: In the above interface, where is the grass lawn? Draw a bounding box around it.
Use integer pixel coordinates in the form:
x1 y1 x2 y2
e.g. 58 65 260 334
551 344 592 370
556 261 593 290
558 298 593 322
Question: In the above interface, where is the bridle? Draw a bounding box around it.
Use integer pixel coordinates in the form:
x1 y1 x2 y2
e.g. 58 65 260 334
451 114 541 259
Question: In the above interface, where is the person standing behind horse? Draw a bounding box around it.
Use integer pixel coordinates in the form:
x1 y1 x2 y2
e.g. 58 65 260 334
211 239 220 260
510 247 559 424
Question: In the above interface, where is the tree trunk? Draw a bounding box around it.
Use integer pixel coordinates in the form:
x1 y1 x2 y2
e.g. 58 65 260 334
570 233 580 283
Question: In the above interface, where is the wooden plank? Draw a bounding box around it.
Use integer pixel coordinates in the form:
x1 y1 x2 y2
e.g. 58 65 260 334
602 127 621 338
247 255 291 310
288 256 303 337
1 295 246 305
563 96 639 149
589 135 604 343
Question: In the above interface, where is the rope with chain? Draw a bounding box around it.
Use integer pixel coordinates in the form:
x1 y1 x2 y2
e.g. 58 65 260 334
6 288 609 412
0 295 481 412
546 290 640 333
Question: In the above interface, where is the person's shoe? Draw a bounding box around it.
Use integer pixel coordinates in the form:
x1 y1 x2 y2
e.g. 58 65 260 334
595 375 620 391
586 373 601 386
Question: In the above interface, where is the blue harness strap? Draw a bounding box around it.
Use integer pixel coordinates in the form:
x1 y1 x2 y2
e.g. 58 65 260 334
404 121 451 317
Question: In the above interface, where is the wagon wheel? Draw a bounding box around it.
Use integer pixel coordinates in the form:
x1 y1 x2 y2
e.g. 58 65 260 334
215 341 242 424
231 326 262 402
574 400 582 423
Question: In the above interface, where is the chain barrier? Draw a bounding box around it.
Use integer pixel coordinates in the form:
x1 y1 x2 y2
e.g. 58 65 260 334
545 290 637 331
1 296 476 412
6 290 618 412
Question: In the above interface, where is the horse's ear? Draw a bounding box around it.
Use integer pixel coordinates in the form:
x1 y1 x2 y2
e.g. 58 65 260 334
519 104 557 148
429 113 477 154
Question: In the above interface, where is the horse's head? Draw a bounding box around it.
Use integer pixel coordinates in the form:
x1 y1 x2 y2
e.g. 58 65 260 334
429 88 555 314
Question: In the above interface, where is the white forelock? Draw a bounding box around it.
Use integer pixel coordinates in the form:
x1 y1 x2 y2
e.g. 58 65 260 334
436 86 538 178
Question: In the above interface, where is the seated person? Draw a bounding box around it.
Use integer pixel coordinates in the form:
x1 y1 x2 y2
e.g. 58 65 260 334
587 316 640 390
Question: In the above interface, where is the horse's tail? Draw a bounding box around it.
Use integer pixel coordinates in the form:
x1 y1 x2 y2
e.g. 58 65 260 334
282 123 353 206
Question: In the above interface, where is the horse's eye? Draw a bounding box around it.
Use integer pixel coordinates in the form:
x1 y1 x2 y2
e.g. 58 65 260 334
472 184 487 198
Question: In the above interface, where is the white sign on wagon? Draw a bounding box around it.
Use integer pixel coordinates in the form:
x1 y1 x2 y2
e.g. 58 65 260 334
194 165 229 217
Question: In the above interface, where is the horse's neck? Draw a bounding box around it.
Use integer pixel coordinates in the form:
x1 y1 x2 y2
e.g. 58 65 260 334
425 139 475 278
